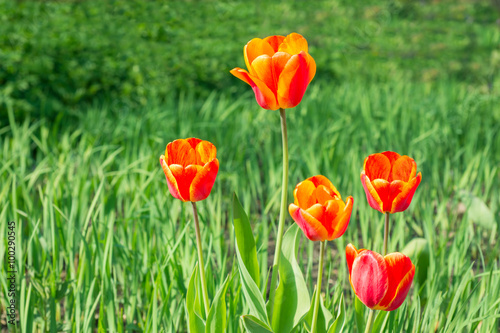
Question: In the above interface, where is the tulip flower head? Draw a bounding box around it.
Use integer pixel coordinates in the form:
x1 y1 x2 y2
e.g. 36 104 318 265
360 151 422 214
230 32 316 110
288 175 353 242
160 138 219 202
346 244 415 311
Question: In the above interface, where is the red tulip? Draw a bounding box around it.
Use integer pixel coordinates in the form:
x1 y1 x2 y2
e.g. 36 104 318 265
346 244 415 311
160 138 219 202
360 151 422 214
289 175 353 241
230 32 316 110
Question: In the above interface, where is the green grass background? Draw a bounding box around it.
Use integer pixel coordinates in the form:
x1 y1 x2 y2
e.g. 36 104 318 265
1 0 500 331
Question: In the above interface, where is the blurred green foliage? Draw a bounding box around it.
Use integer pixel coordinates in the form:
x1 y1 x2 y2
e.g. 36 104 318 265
0 0 499 118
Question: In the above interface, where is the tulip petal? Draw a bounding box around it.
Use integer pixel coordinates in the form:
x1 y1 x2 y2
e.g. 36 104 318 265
170 164 200 202
230 68 279 110
186 138 202 149
361 173 384 213
189 158 219 202
391 173 422 213
263 35 285 52
294 179 317 209
391 155 416 182
375 253 415 311
251 55 277 94
315 185 339 205
381 151 401 165
305 203 326 222
351 251 388 309
308 175 338 195
328 196 353 240
277 52 310 109
346 243 358 276
305 52 316 84
289 204 328 241
166 139 197 166
244 38 275 75
364 153 392 181
271 52 292 86
194 139 217 165
278 32 309 55
160 156 184 201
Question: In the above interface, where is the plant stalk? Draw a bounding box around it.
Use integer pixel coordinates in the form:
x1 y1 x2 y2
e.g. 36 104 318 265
311 240 326 333
383 212 389 256
191 201 210 316
268 108 289 318
364 309 375 333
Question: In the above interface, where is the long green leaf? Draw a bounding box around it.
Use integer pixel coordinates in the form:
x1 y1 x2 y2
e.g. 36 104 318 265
205 275 230 333
235 241 270 325
270 224 310 333
187 264 205 333
242 315 274 333
233 193 260 287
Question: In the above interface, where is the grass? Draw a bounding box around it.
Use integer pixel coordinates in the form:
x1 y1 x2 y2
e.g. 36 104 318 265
1 76 499 331
1 0 500 331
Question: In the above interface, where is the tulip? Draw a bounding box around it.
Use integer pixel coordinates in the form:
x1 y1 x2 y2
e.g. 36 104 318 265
360 151 422 214
289 175 353 242
160 138 219 202
346 244 415 311
230 32 316 110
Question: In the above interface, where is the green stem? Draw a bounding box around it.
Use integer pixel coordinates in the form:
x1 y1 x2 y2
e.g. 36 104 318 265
191 201 210 316
268 108 289 318
311 240 326 333
364 309 375 333
383 212 389 256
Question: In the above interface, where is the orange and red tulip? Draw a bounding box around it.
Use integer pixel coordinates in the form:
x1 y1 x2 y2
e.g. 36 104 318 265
160 138 219 202
346 244 415 311
288 175 353 242
230 32 316 110
360 151 422 214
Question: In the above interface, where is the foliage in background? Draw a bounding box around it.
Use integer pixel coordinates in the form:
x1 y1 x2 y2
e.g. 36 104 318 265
0 0 499 118
1 0 500 331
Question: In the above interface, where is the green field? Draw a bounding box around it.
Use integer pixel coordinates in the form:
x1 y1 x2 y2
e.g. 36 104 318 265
1 0 500 332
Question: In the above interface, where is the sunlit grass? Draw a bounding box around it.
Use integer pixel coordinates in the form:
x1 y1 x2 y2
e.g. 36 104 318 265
1 77 499 331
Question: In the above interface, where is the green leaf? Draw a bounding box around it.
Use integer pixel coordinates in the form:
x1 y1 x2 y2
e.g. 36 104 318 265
328 293 346 333
371 310 389 332
235 240 270 325
233 193 260 287
402 238 430 287
241 315 274 333
354 296 365 333
186 264 205 333
305 288 334 333
467 195 496 230
205 275 230 333
270 224 310 333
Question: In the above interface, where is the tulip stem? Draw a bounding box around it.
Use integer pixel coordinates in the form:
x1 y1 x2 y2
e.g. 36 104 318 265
311 240 326 333
383 212 389 256
191 201 210 317
268 108 289 318
364 309 375 333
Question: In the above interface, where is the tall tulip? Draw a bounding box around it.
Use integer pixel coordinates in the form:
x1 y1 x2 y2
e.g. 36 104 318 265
346 244 415 312
230 32 316 110
289 175 353 333
159 137 219 316
230 32 316 318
